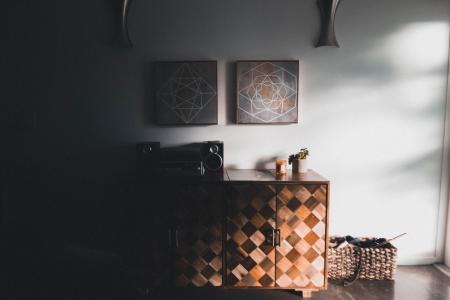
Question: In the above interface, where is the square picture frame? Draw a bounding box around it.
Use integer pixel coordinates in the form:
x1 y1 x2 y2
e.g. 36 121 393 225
236 61 299 124
154 61 218 125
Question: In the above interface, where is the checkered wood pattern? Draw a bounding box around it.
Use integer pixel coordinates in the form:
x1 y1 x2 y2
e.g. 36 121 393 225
226 185 276 287
275 184 327 289
172 185 223 287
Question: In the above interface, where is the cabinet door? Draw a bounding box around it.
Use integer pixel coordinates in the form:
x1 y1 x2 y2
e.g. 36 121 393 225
226 184 276 287
131 182 172 289
275 184 328 289
171 184 223 287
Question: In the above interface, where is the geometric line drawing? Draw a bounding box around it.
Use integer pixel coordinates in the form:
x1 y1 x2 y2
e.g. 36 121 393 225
237 62 298 123
157 63 217 124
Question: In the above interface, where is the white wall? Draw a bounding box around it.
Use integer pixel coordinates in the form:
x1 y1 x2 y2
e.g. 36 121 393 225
445 29 450 268
444 177 449 267
125 0 450 264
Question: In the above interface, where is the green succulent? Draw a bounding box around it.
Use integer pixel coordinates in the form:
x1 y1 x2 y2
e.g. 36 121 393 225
288 148 310 164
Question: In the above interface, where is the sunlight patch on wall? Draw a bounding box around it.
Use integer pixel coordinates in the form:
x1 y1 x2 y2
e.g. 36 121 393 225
382 23 449 74
303 21 449 262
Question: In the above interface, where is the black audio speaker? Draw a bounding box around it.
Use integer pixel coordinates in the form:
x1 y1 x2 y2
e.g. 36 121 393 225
201 141 224 174
137 142 160 177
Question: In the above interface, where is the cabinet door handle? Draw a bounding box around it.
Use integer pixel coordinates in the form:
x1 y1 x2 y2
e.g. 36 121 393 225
169 228 180 248
175 229 179 248
263 229 274 245
275 229 281 247
168 229 172 247
264 229 280 247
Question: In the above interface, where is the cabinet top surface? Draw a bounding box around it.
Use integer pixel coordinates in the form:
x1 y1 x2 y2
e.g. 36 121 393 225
225 169 329 183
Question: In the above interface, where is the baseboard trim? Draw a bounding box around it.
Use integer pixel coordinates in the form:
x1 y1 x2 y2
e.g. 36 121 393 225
434 264 450 277
398 257 440 266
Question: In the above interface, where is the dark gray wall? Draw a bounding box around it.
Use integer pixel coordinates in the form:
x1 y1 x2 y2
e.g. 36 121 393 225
2 0 450 296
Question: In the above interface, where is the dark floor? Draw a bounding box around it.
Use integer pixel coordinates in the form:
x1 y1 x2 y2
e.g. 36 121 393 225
4 266 449 299
315 266 450 300
162 266 450 300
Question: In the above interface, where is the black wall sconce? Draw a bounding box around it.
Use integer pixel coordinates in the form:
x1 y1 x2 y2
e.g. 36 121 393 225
316 0 341 47
121 0 133 47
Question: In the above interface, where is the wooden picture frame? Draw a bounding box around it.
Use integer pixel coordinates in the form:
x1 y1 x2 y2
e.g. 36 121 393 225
154 61 218 125
236 61 299 124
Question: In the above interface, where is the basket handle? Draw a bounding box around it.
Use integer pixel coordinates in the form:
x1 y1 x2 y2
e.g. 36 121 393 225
343 247 363 287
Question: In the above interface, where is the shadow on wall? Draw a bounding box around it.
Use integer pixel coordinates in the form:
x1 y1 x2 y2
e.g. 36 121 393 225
225 62 237 125
255 156 280 170
142 61 155 127
306 23 449 101
386 148 444 190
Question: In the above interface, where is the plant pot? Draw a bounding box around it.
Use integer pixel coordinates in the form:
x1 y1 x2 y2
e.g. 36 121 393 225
292 159 308 173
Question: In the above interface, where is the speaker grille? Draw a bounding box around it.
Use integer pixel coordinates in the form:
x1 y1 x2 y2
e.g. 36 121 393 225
202 142 223 173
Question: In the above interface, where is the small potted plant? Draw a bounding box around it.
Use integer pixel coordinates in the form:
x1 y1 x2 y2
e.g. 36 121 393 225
288 148 310 173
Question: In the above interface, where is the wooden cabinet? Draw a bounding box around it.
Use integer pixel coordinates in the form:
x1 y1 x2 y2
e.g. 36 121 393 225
166 170 329 298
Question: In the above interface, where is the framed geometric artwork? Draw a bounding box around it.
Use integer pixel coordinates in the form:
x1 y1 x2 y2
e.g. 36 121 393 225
154 61 218 125
236 61 299 124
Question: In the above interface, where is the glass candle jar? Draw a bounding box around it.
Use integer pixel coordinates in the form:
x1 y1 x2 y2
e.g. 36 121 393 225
275 159 287 175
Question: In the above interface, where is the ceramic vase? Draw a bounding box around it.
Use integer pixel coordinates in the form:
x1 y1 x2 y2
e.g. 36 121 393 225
293 159 308 173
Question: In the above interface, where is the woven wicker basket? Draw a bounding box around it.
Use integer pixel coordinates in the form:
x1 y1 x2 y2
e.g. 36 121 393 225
328 237 397 284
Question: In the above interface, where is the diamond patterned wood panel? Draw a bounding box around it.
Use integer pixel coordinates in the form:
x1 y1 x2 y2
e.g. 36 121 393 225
226 185 276 287
172 185 223 287
275 184 327 289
